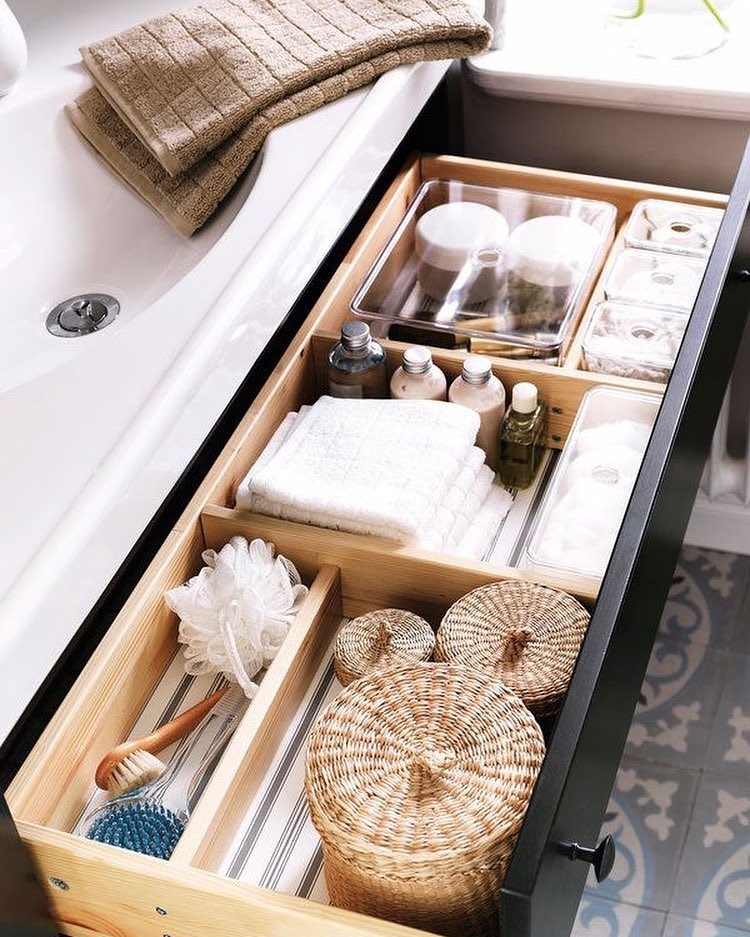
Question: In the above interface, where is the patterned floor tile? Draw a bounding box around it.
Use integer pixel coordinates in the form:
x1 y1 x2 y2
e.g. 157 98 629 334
585 759 699 911
573 896 665 937
626 639 727 769
663 913 750 936
731 592 750 655
660 549 750 649
671 773 750 930
705 653 750 781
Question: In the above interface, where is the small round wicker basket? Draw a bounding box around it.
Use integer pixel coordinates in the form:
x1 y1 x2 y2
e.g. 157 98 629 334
435 580 590 717
333 609 435 686
305 662 545 937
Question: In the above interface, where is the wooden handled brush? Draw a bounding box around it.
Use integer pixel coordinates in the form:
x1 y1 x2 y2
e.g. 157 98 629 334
95 686 228 796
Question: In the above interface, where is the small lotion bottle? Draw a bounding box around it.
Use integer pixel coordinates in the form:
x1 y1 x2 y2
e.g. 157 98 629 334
499 382 547 489
390 347 447 401
328 321 388 399
448 354 505 469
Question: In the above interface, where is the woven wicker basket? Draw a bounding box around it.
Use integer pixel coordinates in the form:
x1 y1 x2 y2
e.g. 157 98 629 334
333 609 435 686
435 580 590 717
305 662 545 937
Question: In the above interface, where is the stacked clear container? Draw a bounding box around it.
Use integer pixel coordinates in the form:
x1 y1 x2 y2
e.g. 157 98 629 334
351 179 617 364
522 386 661 593
582 199 724 383
582 302 687 384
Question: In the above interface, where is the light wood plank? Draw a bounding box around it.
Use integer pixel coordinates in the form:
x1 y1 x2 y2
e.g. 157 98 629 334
19 821 432 937
420 154 729 224
7 524 206 830
563 220 632 372
172 564 342 867
310 330 663 448
199 505 598 610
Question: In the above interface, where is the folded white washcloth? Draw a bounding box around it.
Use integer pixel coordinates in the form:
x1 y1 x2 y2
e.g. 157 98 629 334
236 409 307 512
455 482 514 559
235 396 483 550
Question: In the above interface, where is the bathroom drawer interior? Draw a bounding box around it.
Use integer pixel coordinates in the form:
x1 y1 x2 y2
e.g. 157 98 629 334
7 542 566 935
6 153 732 937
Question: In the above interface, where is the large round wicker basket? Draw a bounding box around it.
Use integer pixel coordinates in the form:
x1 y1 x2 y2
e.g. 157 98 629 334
304 662 546 937
435 580 590 717
333 608 435 686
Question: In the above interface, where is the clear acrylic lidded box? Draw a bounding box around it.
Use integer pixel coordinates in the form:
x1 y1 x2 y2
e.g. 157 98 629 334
582 301 687 384
624 198 723 259
351 179 617 363
604 247 705 312
521 386 661 593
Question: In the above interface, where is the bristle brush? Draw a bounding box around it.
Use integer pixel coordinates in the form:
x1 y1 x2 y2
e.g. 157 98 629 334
83 686 247 858
95 686 228 797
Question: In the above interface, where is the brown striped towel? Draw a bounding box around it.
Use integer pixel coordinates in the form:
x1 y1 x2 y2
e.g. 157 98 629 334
67 0 491 236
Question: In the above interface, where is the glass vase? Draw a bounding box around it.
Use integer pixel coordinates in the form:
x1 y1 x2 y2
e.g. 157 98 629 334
606 0 732 60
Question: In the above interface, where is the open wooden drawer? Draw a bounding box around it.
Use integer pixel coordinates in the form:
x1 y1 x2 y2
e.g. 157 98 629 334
7 148 750 937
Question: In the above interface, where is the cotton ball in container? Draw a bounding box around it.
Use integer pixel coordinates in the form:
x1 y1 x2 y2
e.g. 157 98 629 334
568 446 643 487
574 419 651 455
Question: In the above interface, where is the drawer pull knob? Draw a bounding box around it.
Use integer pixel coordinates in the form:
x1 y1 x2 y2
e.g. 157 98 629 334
561 835 616 882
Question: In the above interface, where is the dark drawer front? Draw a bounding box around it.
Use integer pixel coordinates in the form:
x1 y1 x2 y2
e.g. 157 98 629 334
502 136 750 937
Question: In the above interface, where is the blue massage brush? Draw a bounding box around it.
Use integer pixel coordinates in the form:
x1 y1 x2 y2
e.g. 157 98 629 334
83 686 246 858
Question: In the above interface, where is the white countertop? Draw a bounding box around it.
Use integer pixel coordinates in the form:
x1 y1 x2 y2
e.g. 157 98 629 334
0 0 451 746
469 0 750 120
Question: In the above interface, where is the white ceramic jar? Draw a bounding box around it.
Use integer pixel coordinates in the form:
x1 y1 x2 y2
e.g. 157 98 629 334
507 215 600 317
414 202 509 304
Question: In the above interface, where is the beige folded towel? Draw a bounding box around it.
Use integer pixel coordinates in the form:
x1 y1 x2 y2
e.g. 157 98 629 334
67 0 491 235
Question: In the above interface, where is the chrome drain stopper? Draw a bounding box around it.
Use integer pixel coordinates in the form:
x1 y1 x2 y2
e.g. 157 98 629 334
46 293 119 337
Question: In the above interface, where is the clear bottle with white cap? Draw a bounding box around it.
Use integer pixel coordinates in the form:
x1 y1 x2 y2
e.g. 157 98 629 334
448 355 506 470
499 382 547 489
390 347 447 401
328 321 388 399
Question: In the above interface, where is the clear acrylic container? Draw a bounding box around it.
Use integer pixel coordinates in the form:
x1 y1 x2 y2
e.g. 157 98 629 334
521 386 661 592
582 301 687 384
604 247 705 311
624 198 723 258
351 179 617 363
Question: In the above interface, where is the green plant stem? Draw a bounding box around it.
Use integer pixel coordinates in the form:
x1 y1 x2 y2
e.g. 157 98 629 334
612 0 729 30
614 0 645 19
701 0 729 31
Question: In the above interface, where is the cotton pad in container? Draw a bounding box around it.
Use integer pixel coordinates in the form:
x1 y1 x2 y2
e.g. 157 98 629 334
573 418 652 455
624 198 723 258
523 386 661 589
604 248 705 311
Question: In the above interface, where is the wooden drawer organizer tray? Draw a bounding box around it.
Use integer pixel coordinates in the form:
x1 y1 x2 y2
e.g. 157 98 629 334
7 156 727 937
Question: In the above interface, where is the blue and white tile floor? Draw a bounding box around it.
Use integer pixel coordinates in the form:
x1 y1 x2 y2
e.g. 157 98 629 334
573 547 750 937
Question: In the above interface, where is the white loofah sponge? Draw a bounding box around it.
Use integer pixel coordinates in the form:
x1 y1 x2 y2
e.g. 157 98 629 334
164 537 308 698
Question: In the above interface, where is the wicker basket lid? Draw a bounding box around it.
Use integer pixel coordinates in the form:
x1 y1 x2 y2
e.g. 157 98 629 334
435 580 590 716
305 662 545 866
333 609 435 687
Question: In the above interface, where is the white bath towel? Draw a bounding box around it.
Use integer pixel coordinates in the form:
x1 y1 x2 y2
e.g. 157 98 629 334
236 396 485 550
